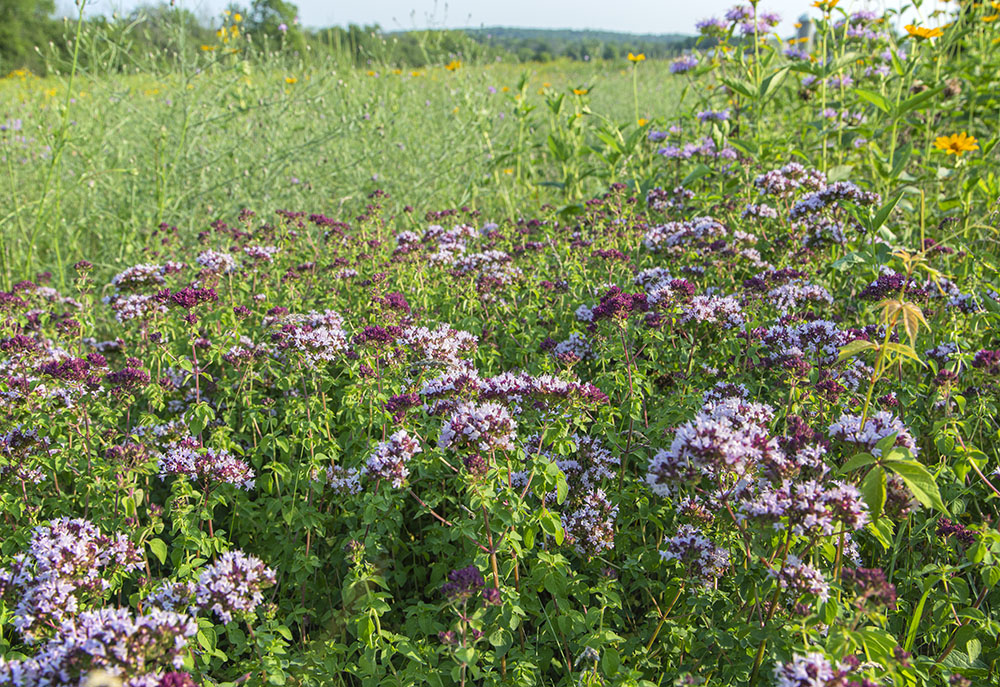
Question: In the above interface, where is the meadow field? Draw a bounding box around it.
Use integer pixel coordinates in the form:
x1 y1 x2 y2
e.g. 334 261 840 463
1 2 1000 686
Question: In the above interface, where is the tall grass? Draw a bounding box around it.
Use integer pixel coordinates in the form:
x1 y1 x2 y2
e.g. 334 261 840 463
0 15 681 289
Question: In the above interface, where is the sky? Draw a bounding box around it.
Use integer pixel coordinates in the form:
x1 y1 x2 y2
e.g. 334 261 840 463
62 0 954 37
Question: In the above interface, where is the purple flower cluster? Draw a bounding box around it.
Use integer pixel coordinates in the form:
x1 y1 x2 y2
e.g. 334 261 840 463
828 412 918 456
439 402 516 454
195 249 237 273
195 550 276 623
318 464 362 494
159 438 256 489
0 518 142 641
670 54 700 73
441 565 484 601
364 429 422 488
842 567 897 609
645 396 779 494
740 478 869 536
790 182 881 219
754 163 826 199
561 488 618 556
770 555 830 604
660 524 730 585
695 17 727 36
973 349 1000 374
0 607 197 687
696 109 730 123
643 216 727 251
680 295 746 329
657 137 738 162
858 268 926 301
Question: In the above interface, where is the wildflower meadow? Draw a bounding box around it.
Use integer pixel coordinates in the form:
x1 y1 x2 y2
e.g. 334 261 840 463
1 1 999 686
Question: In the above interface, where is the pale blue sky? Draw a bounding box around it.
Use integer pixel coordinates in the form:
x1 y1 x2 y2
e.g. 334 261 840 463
64 0 953 36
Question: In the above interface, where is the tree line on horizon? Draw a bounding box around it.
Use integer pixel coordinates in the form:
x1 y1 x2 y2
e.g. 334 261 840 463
0 0 702 75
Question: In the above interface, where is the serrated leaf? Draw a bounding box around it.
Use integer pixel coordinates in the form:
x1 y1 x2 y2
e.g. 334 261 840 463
839 339 878 361
884 458 947 512
883 342 926 366
899 302 929 346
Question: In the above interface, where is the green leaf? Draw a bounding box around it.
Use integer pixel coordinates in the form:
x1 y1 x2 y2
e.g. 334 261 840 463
556 477 569 505
860 467 886 521
759 66 790 101
602 647 621 676
904 583 935 651
841 452 877 473
883 342 927 366
839 339 878 361
827 164 854 182
721 78 753 98
148 538 168 565
540 509 565 546
681 163 712 186
884 458 947 512
896 85 945 116
868 517 894 550
854 88 891 113
871 190 903 230
858 627 897 662
396 639 425 664
830 251 867 271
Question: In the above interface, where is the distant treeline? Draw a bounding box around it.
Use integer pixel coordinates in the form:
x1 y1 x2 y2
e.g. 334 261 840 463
461 28 701 62
0 0 699 75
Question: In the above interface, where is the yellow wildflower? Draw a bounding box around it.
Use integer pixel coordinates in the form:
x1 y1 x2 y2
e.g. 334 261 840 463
905 24 944 39
285 76 298 84
627 52 645 62
638 118 649 126
983 13 999 22
933 132 978 156
445 60 461 71
200 45 216 51
233 13 242 22
572 88 589 95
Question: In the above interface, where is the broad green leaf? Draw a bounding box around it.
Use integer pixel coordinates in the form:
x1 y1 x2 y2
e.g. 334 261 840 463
884 458 947 512
871 190 903 230
602 647 621 676
841 452 877 473
838 339 878 361
896 85 945 116
860 467 886 520
681 163 712 186
148 538 168 565
883 342 926 366
854 88 891 113
759 66 790 100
